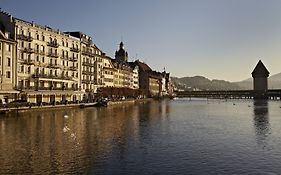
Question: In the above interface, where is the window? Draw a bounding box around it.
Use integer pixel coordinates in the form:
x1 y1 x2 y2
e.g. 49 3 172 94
27 66 31 74
6 71 10 78
36 33 39 40
41 45 45 52
0 43 2 50
0 56 1 65
20 65 24 72
42 35 45 41
42 57 45 63
7 57 11 67
36 56 39 62
6 44 11 52
21 53 24 59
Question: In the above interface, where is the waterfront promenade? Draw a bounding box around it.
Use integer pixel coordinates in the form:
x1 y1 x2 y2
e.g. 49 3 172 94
0 98 152 114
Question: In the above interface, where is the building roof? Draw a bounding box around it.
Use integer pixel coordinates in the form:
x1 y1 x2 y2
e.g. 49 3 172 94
135 60 152 72
251 60 270 78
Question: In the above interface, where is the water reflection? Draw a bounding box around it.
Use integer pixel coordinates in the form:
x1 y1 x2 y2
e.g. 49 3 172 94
253 100 270 148
0 100 171 174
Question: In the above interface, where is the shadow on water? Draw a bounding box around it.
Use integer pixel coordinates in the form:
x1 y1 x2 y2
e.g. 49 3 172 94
253 100 270 148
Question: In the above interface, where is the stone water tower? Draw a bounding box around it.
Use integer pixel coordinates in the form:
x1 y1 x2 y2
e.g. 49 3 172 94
251 60 269 98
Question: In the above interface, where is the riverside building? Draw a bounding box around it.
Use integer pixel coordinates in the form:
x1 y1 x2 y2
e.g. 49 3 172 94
0 10 172 103
0 25 18 102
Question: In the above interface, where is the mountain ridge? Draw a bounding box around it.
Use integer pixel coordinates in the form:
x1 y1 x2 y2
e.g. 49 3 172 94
172 73 281 90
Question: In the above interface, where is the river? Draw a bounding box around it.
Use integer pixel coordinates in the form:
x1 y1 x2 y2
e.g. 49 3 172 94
1 98 281 174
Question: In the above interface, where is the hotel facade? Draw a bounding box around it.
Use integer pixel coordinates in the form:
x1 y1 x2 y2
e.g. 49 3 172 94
0 10 172 104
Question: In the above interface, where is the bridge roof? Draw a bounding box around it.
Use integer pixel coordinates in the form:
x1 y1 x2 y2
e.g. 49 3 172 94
251 60 269 78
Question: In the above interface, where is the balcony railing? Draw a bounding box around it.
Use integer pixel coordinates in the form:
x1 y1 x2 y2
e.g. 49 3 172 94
22 59 35 65
17 34 33 42
82 79 91 84
82 70 94 75
47 52 59 58
82 62 94 66
32 73 73 80
22 48 35 53
82 50 93 56
69 66 78 71
70 47 80 52
69 57 78 62
47 41 59 48
47 63 61 69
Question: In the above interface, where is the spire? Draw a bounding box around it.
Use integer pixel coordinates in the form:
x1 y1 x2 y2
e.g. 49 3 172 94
120 41 124 49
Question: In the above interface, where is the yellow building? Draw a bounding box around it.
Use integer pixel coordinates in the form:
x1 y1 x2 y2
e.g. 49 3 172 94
0 11 83 104
103 56 115 87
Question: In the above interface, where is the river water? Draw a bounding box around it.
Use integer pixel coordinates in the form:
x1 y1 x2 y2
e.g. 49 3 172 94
1 98 281 174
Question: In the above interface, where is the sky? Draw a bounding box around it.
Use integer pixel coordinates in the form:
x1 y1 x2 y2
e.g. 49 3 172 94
1 0 281 81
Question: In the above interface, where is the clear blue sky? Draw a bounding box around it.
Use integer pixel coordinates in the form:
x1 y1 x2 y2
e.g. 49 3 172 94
1 0 281 81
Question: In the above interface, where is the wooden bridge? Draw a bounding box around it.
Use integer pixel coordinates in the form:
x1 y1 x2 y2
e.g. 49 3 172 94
176 89 281 99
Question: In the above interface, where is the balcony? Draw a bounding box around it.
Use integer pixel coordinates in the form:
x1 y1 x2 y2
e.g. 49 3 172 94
22 59 35 65
32 73 48 78
82 62 94 66
69 57 78 62
70 47 80 53
47 41 59 48
82 70 94 75
69 66 78 71
17 34 33 42
48 63 61 69
82 50 93 56
32 73 73 81
60 75 72 80
47 52 59 58
22 48 35 54
82 79 91 84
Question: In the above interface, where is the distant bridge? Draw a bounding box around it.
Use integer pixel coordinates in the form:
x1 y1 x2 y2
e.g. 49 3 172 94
176 89 281 100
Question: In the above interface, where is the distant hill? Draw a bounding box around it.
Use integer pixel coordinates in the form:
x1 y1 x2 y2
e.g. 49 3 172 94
172 73 281 91
171 76 241 91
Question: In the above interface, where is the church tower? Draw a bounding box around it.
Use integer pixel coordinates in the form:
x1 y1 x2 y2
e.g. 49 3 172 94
115 42 128 63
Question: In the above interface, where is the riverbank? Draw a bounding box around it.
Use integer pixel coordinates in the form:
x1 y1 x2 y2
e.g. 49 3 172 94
0 98 154 115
